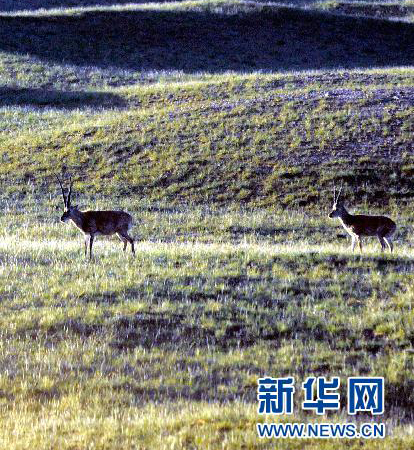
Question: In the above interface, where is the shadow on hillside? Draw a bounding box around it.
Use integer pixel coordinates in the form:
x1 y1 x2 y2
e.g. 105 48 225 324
0 86 126 109
0 7 413 73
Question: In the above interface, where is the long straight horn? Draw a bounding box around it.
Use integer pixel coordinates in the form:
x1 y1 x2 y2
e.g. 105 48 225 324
67 176 73 208
55 175 67 207
337 183 343 203
333 185 336 204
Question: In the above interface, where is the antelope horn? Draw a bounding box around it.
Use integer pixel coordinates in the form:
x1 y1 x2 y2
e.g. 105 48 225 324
337 182 343 203
67 176 73 208
55 174 67 207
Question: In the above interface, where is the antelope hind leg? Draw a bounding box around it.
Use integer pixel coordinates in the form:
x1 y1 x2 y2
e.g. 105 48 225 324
120 231 135 255
384 237 393 253
378 236 386 252
117 233 128 251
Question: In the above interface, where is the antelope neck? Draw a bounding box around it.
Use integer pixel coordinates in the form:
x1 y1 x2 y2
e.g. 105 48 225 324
337 207 353 225
69 209 84 228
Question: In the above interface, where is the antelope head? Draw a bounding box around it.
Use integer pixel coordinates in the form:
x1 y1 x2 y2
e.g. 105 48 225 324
328 184 346 218
56 175 78 222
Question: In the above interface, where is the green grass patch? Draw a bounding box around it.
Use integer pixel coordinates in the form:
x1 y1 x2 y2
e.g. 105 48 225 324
0 202 413 447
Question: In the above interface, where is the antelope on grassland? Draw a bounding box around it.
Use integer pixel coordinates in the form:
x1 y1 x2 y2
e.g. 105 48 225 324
56 176 135 259
328 186 396 253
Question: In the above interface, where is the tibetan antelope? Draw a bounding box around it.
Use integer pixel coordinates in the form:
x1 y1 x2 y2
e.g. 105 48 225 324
328 185 396 253
56 176 135 259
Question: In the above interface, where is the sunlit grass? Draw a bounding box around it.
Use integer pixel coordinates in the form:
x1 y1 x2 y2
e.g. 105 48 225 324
0 66 413 208
0 0 236 16
0 203 413 448
2 400 414 450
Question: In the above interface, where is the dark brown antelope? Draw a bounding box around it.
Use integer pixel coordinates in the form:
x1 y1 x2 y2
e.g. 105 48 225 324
328 185 396 253
56 176 135 259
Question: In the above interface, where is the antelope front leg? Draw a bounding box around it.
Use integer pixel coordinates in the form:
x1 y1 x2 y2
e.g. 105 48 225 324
84 235 89 257
89 234 95 260
351 236 356 252
358 237 363 253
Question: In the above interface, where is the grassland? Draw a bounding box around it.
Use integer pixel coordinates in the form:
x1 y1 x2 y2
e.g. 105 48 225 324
0 1 413 208
315 0 414 22
1 0 414 448
1 68 414 209
1 201 414 449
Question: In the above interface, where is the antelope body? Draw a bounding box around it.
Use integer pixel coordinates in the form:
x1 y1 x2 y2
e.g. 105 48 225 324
57 176 135 259
329 186 396 253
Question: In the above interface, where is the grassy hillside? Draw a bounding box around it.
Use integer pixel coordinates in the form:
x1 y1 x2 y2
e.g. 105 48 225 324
2 0 413 22
1 69 414 209
0 1 413 210
315 0 414 21
0 0 185 11
1 1 414 449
